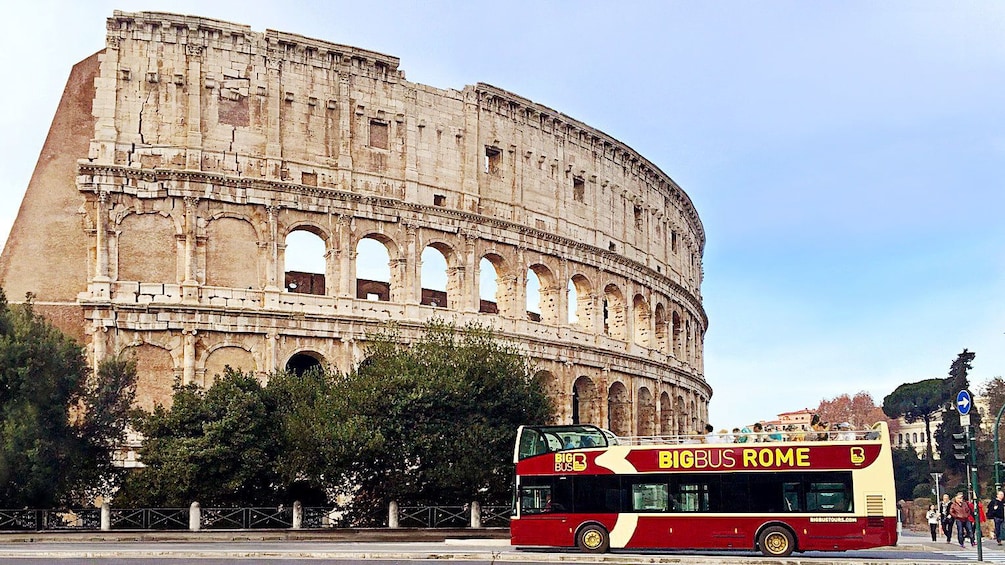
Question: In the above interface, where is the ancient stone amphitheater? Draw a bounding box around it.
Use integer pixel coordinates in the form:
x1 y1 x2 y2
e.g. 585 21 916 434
0 11 710 436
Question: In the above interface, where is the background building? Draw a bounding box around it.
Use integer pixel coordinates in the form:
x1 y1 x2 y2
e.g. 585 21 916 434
0 11 710 436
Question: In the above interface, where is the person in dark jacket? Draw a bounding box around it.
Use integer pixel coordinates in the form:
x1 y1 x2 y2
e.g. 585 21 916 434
939 493 954 543
949 492 974 547
989 491 1005 545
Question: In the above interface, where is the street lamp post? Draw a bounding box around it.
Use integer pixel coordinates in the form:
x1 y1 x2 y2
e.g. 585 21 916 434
995 403 1005 492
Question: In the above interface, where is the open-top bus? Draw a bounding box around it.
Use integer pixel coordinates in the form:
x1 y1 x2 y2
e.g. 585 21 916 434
511 423 897 557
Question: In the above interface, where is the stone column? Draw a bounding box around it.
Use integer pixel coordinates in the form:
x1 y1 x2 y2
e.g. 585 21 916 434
462 233 479 312
189 502 201 531
185 44 204 170
181 197 200 303
470 501 482 529
388 501 399 529
182 328 197 385
264 55 283 178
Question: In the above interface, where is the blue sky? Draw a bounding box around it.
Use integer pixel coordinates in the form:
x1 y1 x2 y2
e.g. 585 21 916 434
1 1 1002 428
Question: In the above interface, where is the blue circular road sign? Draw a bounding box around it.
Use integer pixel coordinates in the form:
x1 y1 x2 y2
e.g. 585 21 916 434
957 390 972 415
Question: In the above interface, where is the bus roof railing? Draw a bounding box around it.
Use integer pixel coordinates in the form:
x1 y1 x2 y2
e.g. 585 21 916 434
613 425 886 447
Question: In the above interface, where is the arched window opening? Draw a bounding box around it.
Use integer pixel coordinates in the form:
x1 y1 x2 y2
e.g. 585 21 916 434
526 268 541 322
638 387 655 436
607 382 630 437
568 274 593 330
420 245 449 308
573 376 596 426
356 238 392 301
671 311 682 358
479 255 502 314
603 284 626 340
285 229 326 295
654 304 668 353
633 294 650 347
659 392 672 434
286 352 323 377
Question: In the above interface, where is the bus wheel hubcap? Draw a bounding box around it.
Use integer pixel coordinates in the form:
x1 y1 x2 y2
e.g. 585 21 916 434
766 533 787 553
583 530 602 548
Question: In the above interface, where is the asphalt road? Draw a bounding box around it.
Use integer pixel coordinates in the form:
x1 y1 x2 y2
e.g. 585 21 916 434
0 530 1001 563
0 538 992 564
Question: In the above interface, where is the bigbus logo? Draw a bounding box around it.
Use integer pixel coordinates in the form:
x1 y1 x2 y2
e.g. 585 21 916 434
554 453 588 472
850 447 865 465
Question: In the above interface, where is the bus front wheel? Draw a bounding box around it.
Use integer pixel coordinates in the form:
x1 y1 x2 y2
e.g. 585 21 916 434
758 526 795 557
576 523 610 553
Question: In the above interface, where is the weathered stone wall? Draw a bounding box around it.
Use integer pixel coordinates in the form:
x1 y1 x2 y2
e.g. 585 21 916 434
0 11 711 436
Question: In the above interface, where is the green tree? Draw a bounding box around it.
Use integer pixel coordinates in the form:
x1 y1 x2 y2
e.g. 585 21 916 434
934 349 978 473
116 368 281 507
272 320 554 510
890 443 929 500
882 378 948 467
0 290 136 507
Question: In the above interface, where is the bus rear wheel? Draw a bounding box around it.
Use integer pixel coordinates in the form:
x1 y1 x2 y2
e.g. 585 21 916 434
758 526 795 557
576 523 610 553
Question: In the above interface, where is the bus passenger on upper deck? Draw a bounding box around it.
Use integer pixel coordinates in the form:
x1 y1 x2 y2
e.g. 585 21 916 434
752 422 764 442
811 414 829 440
837 423 856 441
579 435 595 448
704 424 721 443
736 426 751 443
562 436 575 449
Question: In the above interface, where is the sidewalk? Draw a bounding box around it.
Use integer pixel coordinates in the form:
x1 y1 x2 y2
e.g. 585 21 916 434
899 527 1005 553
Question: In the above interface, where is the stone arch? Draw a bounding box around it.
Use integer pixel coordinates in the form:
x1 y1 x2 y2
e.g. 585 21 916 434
637 386 655 436
676 395 687 436
285 350 326 376
659 391 672 434
671 310 682 358
527 263 559 323
121 342 177 411
116 212 177 283
654 303 668 353
603 283 627 340
568 273 594 330
534 369 559 404
607 381 630 436
479 252 515 316
572 376 597 426
420 240 456 308
283 223 330 295
206 215 260 288
355 234 397 302
202 344 257 388
632 294 650 347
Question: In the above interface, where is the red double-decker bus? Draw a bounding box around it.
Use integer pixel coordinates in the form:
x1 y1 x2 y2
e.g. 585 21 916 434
511 423 897 557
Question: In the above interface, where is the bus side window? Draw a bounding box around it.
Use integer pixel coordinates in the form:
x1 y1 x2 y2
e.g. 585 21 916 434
520 485 552 514
631 482 670 512
676 483 710 512
783 483 802 512
807 481 852 512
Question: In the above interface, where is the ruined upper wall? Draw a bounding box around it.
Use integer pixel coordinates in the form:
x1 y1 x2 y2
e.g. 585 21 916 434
95 11 703 285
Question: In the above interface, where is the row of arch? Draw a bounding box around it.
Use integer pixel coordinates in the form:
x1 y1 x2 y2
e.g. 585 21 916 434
103 201 706 366
537 372 707 437
120 334 709 437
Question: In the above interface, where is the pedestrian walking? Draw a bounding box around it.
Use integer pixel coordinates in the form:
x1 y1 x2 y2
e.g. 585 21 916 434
989 491 1005 545
950 492 972 547
927 504 940 542
940 493 954 543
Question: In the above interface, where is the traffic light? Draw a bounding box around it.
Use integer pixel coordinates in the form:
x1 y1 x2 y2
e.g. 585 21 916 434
953 432 968 461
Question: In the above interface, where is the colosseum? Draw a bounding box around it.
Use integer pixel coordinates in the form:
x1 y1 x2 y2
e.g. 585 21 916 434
0 11 710 437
